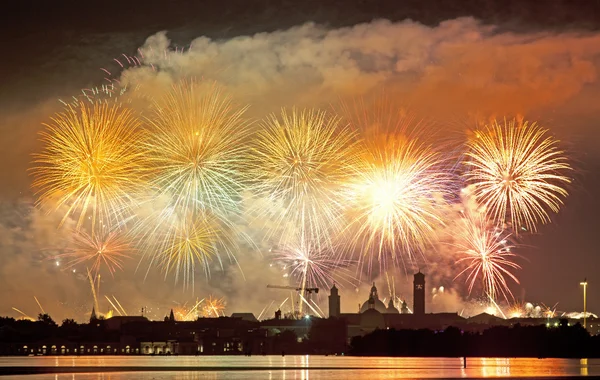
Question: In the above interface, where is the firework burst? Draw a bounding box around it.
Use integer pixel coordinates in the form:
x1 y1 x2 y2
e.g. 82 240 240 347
464 118 571 233
143 79 252 220
249 108 360 246
136 79 250 287
56 227 132 276
201 295 226 317
32 101 145 231
507 301 526 318
342 131 450 271
272 239 357 290
137 208 233 288
453 210 521 302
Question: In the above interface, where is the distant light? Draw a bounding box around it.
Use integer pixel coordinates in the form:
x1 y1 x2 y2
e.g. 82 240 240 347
304 315 310 320
55 261 60 266
72 269 76 273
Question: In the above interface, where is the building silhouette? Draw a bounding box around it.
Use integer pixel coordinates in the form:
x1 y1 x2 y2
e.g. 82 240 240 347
329 284 340 318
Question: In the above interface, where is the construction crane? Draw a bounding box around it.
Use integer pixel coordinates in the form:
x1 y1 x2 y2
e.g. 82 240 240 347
266 285 319 318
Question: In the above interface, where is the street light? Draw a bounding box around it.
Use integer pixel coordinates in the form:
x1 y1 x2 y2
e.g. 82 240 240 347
580 279 588 329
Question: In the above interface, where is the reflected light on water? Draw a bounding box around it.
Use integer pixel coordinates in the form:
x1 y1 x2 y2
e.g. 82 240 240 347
581 358 588 376
2 356 600 379
480 358 510 377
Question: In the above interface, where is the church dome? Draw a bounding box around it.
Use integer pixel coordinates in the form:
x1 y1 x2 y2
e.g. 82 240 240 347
360 298 386 313
360 308 385 330
359 283 387 313
386 299 399 314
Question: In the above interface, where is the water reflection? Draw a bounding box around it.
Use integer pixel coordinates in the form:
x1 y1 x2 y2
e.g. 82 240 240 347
1 356 598 379
581 358 588 376
480 358 510 377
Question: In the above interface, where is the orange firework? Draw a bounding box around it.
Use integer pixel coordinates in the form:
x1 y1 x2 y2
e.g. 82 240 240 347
201 295 226 317
340 101 451 271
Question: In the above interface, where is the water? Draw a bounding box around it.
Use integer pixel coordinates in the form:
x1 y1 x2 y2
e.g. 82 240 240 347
0 356 596 379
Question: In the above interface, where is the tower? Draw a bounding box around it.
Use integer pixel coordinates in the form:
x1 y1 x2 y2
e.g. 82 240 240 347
369 282 379 300
401 300 409 314
413 271 425 315
89 307 97 323
329 284 340 318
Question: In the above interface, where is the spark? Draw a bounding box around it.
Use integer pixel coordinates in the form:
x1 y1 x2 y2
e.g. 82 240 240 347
33 296 45 314
172 300 204 322
464 118 571 233
508 301 526 318
87 268 100 314
31 101 145 232
453 210 521 302
201 295 226 317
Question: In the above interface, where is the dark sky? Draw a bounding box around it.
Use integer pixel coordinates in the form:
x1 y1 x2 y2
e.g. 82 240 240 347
0 0 599 318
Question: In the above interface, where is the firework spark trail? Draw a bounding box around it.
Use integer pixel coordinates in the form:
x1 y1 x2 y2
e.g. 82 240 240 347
464 118 571 233
299 294 322 318
487 293 507 319
55 227 132 277
279 297 289 310
104 296 122 316
311 299 326 316
183 299 205 320
33 296 45 314
32 101 146 233
113 296 128 316
12 308 33 320
250 108 360 248
87 269 100 313
257 304 267 320
258 300 274 320
453 210 521 302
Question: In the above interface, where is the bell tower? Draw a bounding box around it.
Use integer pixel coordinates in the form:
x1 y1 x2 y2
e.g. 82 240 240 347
413 271 425 315
329 284 340 318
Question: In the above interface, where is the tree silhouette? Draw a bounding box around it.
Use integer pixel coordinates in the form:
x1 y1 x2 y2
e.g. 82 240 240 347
37 313 57 327
61 318 78 327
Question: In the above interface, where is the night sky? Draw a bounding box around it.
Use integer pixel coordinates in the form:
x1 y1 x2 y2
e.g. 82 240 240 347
0 0 599 319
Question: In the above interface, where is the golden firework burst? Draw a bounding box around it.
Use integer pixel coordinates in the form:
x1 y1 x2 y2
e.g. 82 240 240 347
464 118 571 232
32 101 145 231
